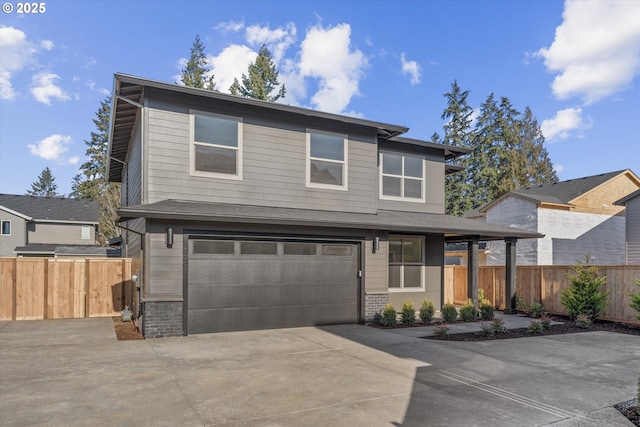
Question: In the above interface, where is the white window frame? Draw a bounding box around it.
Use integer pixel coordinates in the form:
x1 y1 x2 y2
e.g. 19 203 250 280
190 109 243 180
306 129 348 191
379 152 425 202
388 235 425 292
81 225 91 240
1 220 10 236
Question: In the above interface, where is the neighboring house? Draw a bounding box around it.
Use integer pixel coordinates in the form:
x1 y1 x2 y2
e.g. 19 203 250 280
0 194 113 257
108 73 540 338
466 170 640 265
615 189 640 265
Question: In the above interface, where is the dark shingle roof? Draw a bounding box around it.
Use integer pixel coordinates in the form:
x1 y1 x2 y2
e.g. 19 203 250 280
117 199 543 241
509 170 628 205
0 194 98 223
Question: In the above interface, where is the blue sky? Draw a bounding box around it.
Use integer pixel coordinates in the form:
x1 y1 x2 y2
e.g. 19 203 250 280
1 0 639 196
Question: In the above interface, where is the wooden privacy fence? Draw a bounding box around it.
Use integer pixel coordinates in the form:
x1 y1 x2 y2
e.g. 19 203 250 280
444 265 640 324
0 257 134 321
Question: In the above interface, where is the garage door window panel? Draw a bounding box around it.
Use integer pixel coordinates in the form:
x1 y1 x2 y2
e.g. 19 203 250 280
388 236 424 291
240 241 278 255
191 111 242 179
284 243 317 255
193 240 235 255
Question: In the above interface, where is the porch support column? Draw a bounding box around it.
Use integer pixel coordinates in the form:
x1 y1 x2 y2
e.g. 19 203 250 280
505 237 517 314
467 236 480 311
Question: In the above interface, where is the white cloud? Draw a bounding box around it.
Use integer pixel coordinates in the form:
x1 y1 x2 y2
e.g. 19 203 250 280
536 0 640 104
40 40 54 50
0 26 36 100
541 107 591 141
245 22 297 64
86 80 110 96
30 72 70 105
28 134 73 160
298 23 367 113
400 53 421 86
67 156 80 165
215 19 245 33
210 44 256 92
554 164 564 173
84 58 97 69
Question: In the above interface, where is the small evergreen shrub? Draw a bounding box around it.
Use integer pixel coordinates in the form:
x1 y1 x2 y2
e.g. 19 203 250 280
433 323 450 336
528 320 543 334
479 323 495 337
515 293 528 313
561 257 610 321
380 304 397 327
629 278 640 320
478 288 492 307
491 318 507 334
540 314 552 330
441 303 458 322
575 313 592 329
459 300 478 322
401 300 416 326
480 303 494 320
419 299 435 323
529 301 545 318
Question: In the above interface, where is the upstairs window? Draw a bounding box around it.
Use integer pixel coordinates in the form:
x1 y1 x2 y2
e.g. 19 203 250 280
380 152 424 201
1 221 10 236
307 130 347 189
191 111 242 179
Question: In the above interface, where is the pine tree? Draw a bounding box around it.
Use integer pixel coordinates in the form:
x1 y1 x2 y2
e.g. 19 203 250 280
27 167 60 197
229 44 285 101
179 34 215 90
440 81 474 216
72 96 120 245
512 107 558 187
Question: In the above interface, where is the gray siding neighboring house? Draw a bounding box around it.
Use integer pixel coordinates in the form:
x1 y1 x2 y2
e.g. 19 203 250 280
615 189 640 264
108 73 541 338
468 169 640 265
0 194 112 257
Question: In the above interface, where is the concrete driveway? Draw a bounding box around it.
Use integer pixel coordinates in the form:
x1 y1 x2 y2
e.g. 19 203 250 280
0 318 638 426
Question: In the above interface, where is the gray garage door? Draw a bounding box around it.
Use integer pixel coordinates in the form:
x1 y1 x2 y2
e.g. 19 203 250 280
187 238 359 334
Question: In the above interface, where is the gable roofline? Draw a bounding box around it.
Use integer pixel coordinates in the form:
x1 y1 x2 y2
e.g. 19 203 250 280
386 136 472 160
0 205 32 220
108 73 411 182
614 188 640 206
0 194 99 223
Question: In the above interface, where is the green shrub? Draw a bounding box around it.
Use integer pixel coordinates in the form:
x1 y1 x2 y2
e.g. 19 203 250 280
459 300 478 322
401 300 416 326
419 299 435 323
561 257 610 321
515 293 528 313
478 288 492 306
441 303 458 322
528 320 543 334
629 278 640 320
479 323 495 337
491 318 507 334
433 323 450 336
575 313 592 329
540 314 552 330
529 301 545 318
480 303 494 320
380 304 397 327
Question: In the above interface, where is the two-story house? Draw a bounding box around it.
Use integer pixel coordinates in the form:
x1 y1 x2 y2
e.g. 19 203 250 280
615 189 640 265
0 194 108 257
108 73 541 338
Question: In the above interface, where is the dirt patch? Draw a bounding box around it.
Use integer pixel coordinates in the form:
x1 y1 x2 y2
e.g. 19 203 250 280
112 316 144 341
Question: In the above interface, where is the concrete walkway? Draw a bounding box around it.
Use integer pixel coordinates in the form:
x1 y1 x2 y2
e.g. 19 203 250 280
0 317 638 426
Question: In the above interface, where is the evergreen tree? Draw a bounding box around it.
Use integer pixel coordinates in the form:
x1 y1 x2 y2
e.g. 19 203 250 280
179 34 215 90
229 44 285 101
27 167 59 197
512 107 558 187
440 81 474 216
72 96 120 245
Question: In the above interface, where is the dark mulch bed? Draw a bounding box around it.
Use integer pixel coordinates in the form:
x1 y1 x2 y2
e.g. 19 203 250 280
424 316 640 342
615 399 640 426
112 316 144 341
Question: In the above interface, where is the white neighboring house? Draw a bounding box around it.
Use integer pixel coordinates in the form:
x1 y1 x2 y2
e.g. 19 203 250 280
466 169 640 265
615 189 640 265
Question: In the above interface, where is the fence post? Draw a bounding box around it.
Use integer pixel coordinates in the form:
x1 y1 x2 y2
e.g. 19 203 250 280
84 259 90 318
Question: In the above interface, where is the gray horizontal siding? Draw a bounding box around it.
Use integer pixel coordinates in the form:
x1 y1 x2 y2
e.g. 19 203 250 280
145 99 378 213
0 211 26 256
29 222 95 245
377 159 445 214
626 197 640 264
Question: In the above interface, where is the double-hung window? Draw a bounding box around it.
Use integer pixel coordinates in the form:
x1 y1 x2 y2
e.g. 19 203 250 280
307 130 347 189
380 152 424 201
388 236 424 291
191 111 242 179
1 221 10 236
